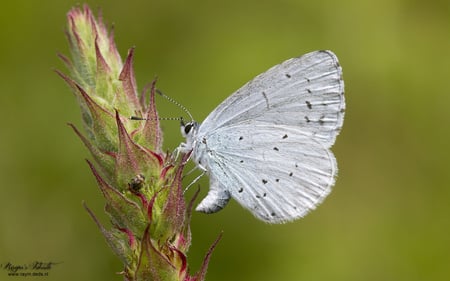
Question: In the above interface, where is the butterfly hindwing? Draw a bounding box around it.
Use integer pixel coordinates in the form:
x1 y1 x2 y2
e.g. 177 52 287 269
200 124 336 223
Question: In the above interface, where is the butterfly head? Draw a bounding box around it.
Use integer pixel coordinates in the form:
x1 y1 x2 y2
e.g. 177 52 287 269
180 119 199 142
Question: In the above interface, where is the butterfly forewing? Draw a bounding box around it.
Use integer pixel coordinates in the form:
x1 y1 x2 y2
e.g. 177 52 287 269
198 50 345 148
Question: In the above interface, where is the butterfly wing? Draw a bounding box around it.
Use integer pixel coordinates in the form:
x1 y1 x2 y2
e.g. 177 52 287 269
198 50 344 148
200 124 336 223
193 50 344 222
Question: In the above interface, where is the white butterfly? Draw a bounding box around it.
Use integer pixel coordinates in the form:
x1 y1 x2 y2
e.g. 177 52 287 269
179 50 345 223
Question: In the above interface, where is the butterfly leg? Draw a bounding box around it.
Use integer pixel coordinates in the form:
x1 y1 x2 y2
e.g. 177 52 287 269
182 165 198 179
183 170 205 194
195 175 231 214
173 143 193 165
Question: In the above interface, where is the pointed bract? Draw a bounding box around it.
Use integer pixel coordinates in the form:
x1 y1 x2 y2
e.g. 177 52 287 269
75 83 117 150
157 156 187 242
136 226 178 281
115 111 162 190
57 53 73 69
189 233 223 281
108 26 123 72
137 80 163 152
118 227 138 249
87 160 147 235
95 37 111 75
68 123 115 179
83 202 133 265
176 187 201 252
119 48 141 112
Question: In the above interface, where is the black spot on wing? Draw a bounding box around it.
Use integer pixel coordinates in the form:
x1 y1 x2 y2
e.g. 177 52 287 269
319 115 325 125
255 193 267 199
305 101 312 109
261 91 270 109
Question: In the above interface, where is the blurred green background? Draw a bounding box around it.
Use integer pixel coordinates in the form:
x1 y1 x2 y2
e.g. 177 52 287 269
1 0 449 280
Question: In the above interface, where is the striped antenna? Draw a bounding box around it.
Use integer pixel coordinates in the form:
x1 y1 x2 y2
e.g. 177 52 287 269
130 116 183 121
155 89 194 121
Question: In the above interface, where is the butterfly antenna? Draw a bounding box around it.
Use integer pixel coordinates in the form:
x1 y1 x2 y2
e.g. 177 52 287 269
130 116 183 121
156 89 194 121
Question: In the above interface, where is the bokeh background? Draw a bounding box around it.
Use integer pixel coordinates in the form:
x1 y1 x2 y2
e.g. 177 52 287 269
1 0 449 280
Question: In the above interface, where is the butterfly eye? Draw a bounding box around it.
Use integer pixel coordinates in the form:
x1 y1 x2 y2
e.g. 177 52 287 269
184 123 194 135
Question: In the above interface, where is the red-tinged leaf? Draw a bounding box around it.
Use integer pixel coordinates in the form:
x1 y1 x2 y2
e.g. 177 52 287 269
163 163 186 227
87 160 147 235
96 8 108 40
189 232 223 281
56 70 94 115
186 187 201 225
141 79 163 152
67 13 85 53
104 150 117 158
108 25 123 68
176 187 200 251
119 47 140 110
68 123 115 180
85 5 98 39
146 189 160 222
138 81 151 111
57 53 73 70
136 225 177 281
134 192 149 212
141 146 164 167
156 154 190 242
160 165 174 180
95 37 111 74
74 83 117 150
83 201 132 266
94 8 118 73
64 29 74 50
115 111 161 189
115 111 142 177
55 69 78 93
169 245 187 279
118 227 137 249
